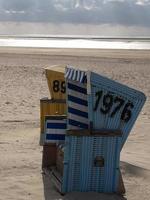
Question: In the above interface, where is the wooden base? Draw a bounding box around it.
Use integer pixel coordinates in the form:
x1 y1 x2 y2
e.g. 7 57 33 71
67 129 122 137
42 144 57 169
117 169 126 195
43 167 63 194
56 146 64 176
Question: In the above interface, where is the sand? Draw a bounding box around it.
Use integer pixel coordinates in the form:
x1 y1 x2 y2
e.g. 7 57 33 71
0 47 150 200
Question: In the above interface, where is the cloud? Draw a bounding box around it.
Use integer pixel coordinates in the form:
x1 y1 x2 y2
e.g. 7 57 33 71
0 0 35 11
50 0 150 27
0 0 150 27
136 0 150 5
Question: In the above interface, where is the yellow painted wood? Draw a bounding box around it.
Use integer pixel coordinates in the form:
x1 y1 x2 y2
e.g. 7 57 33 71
40 98 66 134
45 65 66 99
40 66 66 145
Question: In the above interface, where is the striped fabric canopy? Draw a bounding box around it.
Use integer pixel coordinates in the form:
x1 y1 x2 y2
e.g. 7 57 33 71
65 66 89 130
65 66 87 83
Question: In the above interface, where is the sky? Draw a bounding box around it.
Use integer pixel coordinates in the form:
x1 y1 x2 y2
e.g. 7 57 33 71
0 0 150 36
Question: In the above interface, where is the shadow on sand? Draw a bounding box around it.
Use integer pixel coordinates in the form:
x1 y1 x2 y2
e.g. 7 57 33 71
42 173 127 200
42 160 150 200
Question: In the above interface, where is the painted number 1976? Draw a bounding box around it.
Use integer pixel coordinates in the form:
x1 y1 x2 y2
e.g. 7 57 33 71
93 90 134 123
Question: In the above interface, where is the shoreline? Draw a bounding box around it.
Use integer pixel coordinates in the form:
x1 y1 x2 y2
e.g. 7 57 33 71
0 37 150 50
0 46 150 58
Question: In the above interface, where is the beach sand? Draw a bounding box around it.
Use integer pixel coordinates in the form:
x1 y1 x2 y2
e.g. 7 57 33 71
0 47 150 200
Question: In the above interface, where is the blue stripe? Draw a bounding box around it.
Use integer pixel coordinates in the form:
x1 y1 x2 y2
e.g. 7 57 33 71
68 119 88 129
68 82 87 94
68 107 88 118
46 134 65 140
68 95 88 106
82 75 87 83
47 123 66 129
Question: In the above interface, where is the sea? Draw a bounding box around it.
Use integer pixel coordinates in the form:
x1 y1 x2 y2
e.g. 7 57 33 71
0 35 150 50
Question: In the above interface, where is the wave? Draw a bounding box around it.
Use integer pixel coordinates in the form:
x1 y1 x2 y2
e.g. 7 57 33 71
0 36 150 49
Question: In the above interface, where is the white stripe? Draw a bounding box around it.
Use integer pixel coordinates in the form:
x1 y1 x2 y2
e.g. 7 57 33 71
67 68 72 79
67 124 82 130
68 101 88 113
46 120 66 124
80 71 84 82
72 70 77 81
68 68 74 79
45 140 64 143
45 129 66 134
77 70 80 82
68 89 87 101
68 113 88 124
65 67 70 78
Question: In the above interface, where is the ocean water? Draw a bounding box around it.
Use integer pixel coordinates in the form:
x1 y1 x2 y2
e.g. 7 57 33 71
0 36 150 50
